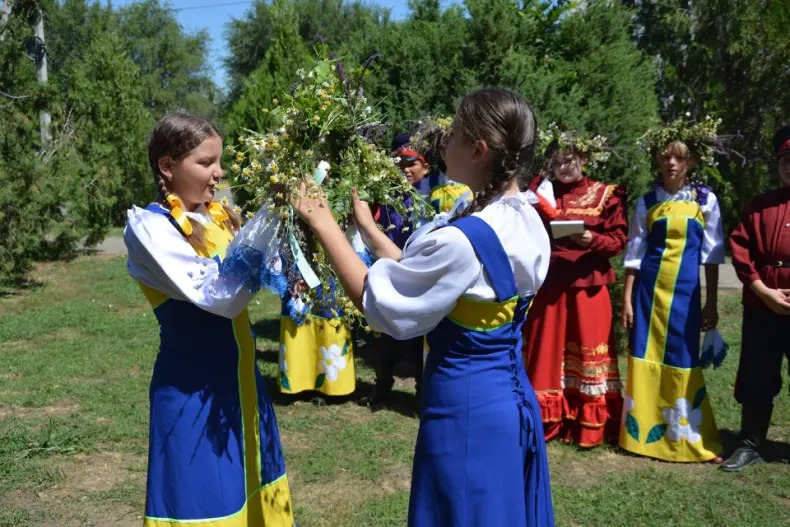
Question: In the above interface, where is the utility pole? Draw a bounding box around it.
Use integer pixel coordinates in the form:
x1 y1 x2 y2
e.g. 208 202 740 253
0 0 10 42
34 7 51 147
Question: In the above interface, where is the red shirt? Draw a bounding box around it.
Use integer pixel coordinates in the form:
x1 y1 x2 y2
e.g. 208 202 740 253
729 186 790 311
529 175 627 289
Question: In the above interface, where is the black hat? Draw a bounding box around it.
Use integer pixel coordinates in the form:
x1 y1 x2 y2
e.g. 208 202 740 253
391 132 412 153
772 125 790 158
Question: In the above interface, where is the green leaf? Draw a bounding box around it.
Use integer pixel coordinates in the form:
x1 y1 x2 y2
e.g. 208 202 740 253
692 386 707 410
645 424 667 444
280 372 291 392
626 413 640 442
315 373 326 389
341 341 348 356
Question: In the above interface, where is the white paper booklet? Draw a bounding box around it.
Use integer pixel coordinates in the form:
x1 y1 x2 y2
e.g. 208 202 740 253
550 220 585 238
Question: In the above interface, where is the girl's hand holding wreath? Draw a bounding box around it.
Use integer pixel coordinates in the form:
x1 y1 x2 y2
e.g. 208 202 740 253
292 182 334 230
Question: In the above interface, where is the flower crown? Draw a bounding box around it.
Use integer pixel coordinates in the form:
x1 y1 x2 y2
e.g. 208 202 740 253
538 123 611 170
411 115 454 163
639 114 722 169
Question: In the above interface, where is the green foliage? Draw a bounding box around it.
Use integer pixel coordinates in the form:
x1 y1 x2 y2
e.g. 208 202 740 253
117 0 219 118
231 47 432 324
0 0 217 283
632 0 790 229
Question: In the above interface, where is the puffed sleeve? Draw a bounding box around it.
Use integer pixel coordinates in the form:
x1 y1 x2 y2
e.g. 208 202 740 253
124 204 282 319
624 196 648 269
701 192 726 264
362 227 482 340
730 197 761 285
588 185 628 258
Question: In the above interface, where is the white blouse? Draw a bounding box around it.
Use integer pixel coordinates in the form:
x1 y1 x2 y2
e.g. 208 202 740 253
363 191 551 340
623 186 725 270
124 203 282 319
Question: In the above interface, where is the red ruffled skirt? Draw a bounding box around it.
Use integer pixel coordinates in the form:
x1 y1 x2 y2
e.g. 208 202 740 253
522 283 623 447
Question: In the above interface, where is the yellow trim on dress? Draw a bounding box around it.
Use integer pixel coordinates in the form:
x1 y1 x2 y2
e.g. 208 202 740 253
447 296 519 331
143 475 293 527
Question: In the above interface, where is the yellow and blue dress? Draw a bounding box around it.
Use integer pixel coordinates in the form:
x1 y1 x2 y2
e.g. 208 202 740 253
124 202 294 526
621 185 725 462
363 192 554 526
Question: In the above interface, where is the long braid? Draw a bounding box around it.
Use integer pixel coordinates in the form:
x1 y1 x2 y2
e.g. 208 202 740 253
455 88 537 216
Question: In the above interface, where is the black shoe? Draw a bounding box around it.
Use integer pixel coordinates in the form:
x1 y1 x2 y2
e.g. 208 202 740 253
358 382 393 407
720 445 764 472
309 395 326 406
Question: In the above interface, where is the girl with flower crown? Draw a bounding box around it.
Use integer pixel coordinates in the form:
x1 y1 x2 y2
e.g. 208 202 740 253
292 88 555 526
522 130 627 448
620 118 725 462
124 113 294 526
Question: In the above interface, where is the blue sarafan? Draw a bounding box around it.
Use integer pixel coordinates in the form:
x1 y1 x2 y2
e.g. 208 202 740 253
134 204 294 527
409 216 555 527
621 188 722 463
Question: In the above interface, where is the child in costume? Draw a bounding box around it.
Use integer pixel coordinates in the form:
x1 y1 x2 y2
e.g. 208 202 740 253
278 278 355 402
522 133 627 447
721 125 790 471
620 121 725 462
124 113 294 526
359 133 431 407
293 88 555 526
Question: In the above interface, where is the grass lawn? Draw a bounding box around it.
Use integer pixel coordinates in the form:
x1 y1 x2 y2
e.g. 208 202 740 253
1 255 788 526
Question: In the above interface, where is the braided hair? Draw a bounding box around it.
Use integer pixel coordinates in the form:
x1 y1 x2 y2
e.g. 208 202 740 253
453 88 537 215
148 113 241 250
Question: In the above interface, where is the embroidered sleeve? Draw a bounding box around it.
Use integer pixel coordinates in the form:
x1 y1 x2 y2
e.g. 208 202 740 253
125 205 282 319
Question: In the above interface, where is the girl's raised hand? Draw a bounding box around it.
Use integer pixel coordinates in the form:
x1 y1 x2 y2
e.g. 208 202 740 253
291 181 334 229
351 187 376 231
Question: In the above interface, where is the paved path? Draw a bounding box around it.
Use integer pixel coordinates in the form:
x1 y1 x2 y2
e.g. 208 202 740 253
91 234 743 291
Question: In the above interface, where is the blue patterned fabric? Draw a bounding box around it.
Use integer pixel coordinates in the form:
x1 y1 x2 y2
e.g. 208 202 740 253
409 216 555 527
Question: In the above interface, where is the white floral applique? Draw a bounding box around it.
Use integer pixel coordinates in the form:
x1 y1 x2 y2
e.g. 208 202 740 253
662 398 702 443
319 344 347 382
279 344 288 373
622 395 635 423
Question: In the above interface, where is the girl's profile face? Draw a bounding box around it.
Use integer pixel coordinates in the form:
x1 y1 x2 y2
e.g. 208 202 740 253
160 135 223 211
549 150 585 184
441 122 487 191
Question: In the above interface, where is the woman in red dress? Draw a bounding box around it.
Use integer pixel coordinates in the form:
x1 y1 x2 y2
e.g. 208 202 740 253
523 133 627 447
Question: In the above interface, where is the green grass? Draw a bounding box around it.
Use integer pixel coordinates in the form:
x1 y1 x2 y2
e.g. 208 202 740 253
0 255 788 526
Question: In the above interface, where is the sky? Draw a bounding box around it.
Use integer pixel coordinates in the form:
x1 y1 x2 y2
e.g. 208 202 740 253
106 0 425 91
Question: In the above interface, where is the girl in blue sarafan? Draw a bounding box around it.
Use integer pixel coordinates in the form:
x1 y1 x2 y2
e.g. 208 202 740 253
292 88 555 526
124 113 294 527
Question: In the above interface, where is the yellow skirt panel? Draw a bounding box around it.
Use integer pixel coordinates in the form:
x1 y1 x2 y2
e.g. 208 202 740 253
279 317 355 396
144 475 293 527
619 356 720 462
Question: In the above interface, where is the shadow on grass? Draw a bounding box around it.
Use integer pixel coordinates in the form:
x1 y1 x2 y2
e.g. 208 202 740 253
252 317 280 343
720 428 790 463
0 278 45 298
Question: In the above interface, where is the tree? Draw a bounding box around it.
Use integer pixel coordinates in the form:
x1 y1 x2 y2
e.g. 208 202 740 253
630 0 790 228
486 1 658 196
224 0 388 103
117 0 218 118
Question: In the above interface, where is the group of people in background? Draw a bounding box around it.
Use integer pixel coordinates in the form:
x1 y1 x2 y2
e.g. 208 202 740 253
123 90 788 526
